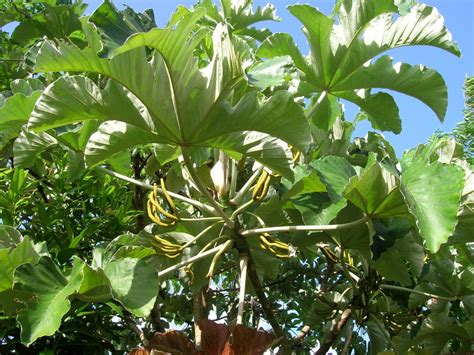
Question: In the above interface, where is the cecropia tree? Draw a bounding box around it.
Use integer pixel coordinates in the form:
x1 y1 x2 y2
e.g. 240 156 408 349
0 0 473 354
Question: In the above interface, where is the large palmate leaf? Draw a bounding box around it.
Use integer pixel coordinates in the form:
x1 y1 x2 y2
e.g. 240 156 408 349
400 154 464 252
30 10 310 177
257 0 460 133
14 257 84 345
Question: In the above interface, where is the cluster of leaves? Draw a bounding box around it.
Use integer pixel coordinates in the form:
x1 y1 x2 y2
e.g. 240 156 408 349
0 0 473 353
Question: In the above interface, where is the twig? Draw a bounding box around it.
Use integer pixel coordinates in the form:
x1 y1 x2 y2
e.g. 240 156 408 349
132 152 146 231
240 216 370 236
123 313 148 347
237 254 249 325
181 147 235 229
341 323 353 355
230 167 262 205
180 221 224 249
229 158 238 199
230 199 254 220
96 166 217 216
294 325 311 343
193 292 204 351
380 284 457 302
315 309 352 355
245 250 292 353
157 245 223 279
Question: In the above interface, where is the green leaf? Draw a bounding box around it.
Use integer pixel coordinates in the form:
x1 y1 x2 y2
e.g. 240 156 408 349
367 317 390 354
0 91 42 125
344 162 408 217
104 257 160 317
77 262 111 303
331 3 460 84
14 257 84 346
257 33 308 74
13 130 58 168
414 313 469 353
373 247 411 285
287 5 334 87
280 1 459 133
308 93 342 131
281 165 327 200
32 15 311 177
89 0 156 56
400 155 464 252
311 156 356 201
338 91 401 133
0 225 23 248
11 78 44 96
333 56 449 121
0 236 41 292
85 121 167 167
29 76 153 133
246 56 296 90
11 3 85 45
224 1 279 30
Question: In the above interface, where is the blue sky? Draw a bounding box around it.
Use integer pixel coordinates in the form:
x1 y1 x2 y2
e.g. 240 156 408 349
6 0 474 155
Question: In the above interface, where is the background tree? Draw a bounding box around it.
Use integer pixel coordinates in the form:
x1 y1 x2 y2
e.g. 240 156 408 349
0 0 473 354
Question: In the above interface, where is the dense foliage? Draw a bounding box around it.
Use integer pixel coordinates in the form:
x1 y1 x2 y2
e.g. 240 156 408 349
0 0 473 353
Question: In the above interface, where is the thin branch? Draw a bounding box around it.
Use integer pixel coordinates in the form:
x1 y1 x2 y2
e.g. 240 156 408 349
240 216 370 236
315 309 352 355
229 158 238 199
180 221 224 249
96 166 217 216
230 199 254 220
294 325 311 344
237 254 249 325
158 245 224 279
341 324 353 355
180 217 223 222
193 292 204 351
123 313 148 347
230 167 262 205
245 251 292 353
181 147 235 229
380 284 457 302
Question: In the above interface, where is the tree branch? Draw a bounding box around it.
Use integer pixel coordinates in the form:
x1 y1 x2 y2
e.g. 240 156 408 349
132 153 146 231
96 166 217 216
237 254 248 325
157 245 223 279
240 216 369 236
315 309 352 355
380 284 457 302
123 312 148 347
245 250 292 354
294 325 311 344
